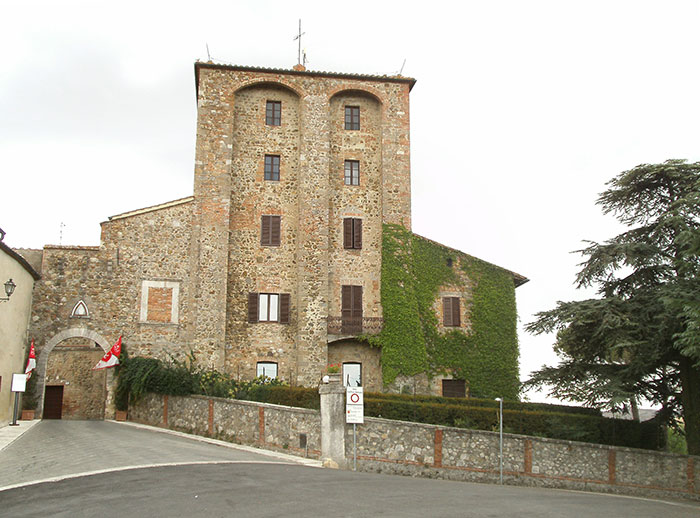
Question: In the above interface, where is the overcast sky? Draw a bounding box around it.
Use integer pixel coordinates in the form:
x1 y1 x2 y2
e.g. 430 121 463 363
2 1 699 403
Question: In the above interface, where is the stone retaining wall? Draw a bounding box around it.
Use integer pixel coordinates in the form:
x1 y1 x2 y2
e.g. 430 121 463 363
348 415 699 502
129 393 320 459
129 393 698 502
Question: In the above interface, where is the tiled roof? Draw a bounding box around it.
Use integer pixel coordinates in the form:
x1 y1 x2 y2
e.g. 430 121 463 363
194 61 417 95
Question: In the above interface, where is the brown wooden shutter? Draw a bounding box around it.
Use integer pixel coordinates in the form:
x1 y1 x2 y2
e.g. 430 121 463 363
353 286 363 319
279 293 290 324
451 297 461 327
343 218 353 249
341 285 352 320
443 297 453 326
248 293 259 323
261 216 270 245
271 216 281 246
354 219 362 249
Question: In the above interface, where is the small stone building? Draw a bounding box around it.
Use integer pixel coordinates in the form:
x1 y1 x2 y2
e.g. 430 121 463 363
18 62 527 419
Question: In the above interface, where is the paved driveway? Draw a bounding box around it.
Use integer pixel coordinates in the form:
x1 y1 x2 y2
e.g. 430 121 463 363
0 420 314 489
0 420 698 517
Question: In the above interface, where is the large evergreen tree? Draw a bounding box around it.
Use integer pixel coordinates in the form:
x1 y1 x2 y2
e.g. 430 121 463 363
525 160 700 454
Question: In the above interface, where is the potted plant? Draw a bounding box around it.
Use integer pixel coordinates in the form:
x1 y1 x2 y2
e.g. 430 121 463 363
326 363 342 383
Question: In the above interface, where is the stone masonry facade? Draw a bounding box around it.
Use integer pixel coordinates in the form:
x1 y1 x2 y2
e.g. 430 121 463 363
19 62 525 418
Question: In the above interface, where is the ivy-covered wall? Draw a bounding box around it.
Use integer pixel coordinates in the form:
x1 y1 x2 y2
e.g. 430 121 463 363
370 224 521 399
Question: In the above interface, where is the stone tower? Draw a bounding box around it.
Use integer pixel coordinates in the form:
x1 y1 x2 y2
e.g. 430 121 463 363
191 63 416 386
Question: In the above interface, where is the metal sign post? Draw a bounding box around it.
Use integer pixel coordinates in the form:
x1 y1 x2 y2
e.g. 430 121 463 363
10 374 27 426
346 387 364 471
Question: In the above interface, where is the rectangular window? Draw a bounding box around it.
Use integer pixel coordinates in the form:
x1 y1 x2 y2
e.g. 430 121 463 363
442 379 467 398
248 293 290 323
343 218 362 249
266 101 281 126
341 285 363 334
345 106 360 130
257 362 278 379
344 160 360 186
261 215 281 246
343 363 362 387
443 297 461 327
264 154 280 181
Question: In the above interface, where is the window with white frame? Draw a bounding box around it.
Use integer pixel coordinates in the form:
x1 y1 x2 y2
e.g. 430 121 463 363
256 362 278 379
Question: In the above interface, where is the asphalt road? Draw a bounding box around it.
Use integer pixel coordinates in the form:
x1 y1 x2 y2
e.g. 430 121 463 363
3 462 699 518
1 421 697 517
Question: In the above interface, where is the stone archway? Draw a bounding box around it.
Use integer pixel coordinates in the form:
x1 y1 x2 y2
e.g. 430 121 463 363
36 328 112 419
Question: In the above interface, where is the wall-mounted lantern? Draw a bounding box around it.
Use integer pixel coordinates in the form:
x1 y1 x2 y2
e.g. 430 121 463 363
1 278 16 302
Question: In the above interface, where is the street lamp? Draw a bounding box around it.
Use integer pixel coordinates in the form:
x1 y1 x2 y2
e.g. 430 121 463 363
0 278 16 302
495 397 503 484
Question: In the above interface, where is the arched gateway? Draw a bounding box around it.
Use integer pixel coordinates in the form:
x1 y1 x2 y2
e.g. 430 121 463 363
35 328 113 419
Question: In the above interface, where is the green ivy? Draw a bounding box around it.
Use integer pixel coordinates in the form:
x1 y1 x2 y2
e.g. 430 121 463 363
371 224 520 399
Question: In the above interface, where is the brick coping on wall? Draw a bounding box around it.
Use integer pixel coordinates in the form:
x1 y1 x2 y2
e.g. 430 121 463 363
357 415 699 503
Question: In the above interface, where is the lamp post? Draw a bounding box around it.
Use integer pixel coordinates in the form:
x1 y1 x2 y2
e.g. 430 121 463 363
495 397 503 484
1 278 16 302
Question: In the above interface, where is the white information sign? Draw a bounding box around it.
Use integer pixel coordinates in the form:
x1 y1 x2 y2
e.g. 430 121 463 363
11 373 27 393
346 386 364 424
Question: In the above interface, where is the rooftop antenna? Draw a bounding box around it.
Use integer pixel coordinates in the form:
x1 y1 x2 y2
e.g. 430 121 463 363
293 19 305 66
303 48 308 68
397 58 407 76
59 222 65 245
206 43 212 62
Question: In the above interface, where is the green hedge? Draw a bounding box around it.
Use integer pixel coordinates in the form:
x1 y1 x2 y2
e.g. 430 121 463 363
362 397 664 450
117 358 663 451
362 392 601 417
243 385 320 410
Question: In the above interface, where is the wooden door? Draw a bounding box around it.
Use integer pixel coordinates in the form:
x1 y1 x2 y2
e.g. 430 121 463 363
43 385 64 419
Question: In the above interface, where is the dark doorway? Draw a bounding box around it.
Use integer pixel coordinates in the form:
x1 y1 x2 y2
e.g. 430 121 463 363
43 385 64 419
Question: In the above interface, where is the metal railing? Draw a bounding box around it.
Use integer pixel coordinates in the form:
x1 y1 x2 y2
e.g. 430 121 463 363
327 316 383 335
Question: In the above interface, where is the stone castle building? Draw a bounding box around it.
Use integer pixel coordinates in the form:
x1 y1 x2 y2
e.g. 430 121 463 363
17 62 527 419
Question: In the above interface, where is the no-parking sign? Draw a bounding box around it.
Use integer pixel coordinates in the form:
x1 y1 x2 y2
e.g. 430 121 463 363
346 386 364 424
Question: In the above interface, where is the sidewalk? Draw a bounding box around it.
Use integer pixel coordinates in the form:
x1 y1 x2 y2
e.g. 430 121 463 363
0 419 40 452
110 419 322 467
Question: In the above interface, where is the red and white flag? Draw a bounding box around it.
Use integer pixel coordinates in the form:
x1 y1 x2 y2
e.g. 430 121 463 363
25 339 36 379
93 336 122 370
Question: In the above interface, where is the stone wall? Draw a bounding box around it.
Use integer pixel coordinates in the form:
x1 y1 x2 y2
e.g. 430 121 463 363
45 347 106 419
349 416 700 502
192 64 414 388
327 340 382 392
129 393 321 459
130 392 699 501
